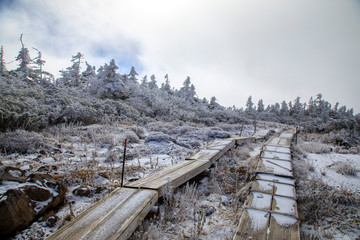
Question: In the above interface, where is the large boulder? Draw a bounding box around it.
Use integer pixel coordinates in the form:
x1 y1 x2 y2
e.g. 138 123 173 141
0 189 35 238
0 173 67 237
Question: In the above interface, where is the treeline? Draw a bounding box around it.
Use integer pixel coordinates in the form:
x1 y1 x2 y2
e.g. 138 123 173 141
0 36 359 138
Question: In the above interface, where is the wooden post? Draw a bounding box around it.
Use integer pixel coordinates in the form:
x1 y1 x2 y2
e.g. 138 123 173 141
295 126 299 145
121 139 127 187
240 124 244 136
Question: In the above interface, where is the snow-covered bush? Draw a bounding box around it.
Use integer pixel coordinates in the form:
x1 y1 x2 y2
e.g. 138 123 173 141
123 131 140 144
145 132 171 144
0 129 44 153
205 129 231 140
336 163 357 176
299 142 331 154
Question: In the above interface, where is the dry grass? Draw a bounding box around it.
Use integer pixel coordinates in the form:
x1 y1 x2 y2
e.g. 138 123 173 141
299 142 331 154
336 163 357 176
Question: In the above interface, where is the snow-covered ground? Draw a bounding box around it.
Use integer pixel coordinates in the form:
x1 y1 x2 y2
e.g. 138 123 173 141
294 139 360 240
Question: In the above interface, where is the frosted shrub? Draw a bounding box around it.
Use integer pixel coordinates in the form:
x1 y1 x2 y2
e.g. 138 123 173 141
0 129 43 153
123 131 140 143
336 163 357 176
299 142 331 154
126 125 145 139
206 129 231 140
145 132 171 144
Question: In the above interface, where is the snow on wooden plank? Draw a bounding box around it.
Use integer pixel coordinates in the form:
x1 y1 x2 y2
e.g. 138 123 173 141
263 145 291 154
252 180 296 198
186 149 222 162
233 208 270 240
245 191 273 210
256 173 295 185
127 160 211 197
257 158 293 177
268 213 300 240
261 150 291 161
253 129 272 140
272 196 298 217
266 137 291 147
204 139 235 157
47 188 158 240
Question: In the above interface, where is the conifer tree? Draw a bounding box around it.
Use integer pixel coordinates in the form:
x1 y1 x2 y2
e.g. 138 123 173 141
16 34 33 78
0 45 8 75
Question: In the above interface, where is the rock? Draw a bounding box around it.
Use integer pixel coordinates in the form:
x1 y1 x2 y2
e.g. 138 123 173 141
46 214 59 227
0 166 27 183
0 189 35 238
27 173 67 215
22 185 51 202
73 185 92 197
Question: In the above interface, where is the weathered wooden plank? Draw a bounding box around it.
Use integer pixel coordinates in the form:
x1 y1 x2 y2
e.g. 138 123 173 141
47 188 158 240
234 136 255 145
204 139 235 158
233 208 270 240
127 160 211 197
252 180 296 198
268 213 300 240
186 149 222 162
256 173 295 185
261 150 291 161
244 191 273 211
256 158 293 177
262 145 291 154
272 196 298 217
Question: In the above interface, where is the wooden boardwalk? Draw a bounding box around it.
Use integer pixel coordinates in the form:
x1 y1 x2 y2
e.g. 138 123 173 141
47 137 247 239
233 131 300 240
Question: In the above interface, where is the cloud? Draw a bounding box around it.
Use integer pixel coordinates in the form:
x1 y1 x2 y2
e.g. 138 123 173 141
1 0 359 112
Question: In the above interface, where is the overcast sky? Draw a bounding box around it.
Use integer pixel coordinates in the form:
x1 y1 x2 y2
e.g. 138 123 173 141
1 0 360 113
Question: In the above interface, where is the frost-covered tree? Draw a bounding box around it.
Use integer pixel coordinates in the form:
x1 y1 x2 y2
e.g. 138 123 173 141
245 96 255 113
257 99 265 113
280 100 289 116
209 96 220 109
148 74 158 89
16 34 34 78
128 66 138 82
0 46 8 75
179 76 196 101
161 74 172 94
91 59 127 99
141 75 148 88
58 52 84 87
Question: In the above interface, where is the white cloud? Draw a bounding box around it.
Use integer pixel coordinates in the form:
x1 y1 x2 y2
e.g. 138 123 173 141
1 0 359 112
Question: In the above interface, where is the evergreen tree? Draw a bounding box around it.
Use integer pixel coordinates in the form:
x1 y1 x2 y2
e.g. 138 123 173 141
128 66 138 82
161 74 172 93
280 100 289 116
16 34 33 78
148 74 158 89
141 75 148 88
58 52 84 87
257 99 265 113
245 96 255 113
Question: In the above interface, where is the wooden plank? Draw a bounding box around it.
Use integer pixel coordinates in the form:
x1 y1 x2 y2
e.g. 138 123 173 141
263 145 291 154
186 149 222 162
261 151 291 161
268 213 300 240
47 188 158 240
205 139 235 155
234 136 255 145
256 158 293 177
233 208 270 240
272 196 298 217
256 173 295 185
127 160 211 197
252 180 296 198
244 191 273 211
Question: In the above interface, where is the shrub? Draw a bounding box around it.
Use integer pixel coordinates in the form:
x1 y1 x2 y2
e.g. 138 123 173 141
299 142 331 154
336 163 357 176
123 131 140 143
0 129 44 153
145 132 171 144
